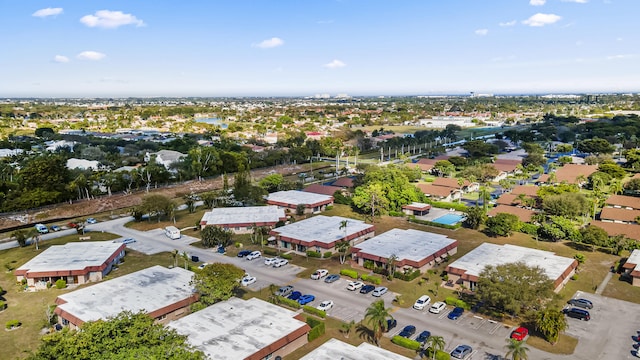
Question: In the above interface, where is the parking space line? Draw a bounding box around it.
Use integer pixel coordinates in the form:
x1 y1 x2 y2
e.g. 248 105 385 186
473 318 486 330
489 322 502 335
439 310 449 319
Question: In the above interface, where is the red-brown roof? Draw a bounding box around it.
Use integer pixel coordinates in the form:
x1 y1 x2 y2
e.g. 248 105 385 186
553 164 598 184
600 207 640 222
493 162 519 173
303 184 343 196
332 177 354 188
417 183 456 197
432 177 471 188
512 185 539 197
413 163 434 172
402 203 431 211
605 195 640 210
496 193 523 206
488 205 536 222
590 221 640 241
416 158 439 166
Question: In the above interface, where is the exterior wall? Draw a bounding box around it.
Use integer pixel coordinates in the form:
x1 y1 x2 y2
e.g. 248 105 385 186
155 306 189 324
553 268 576 293
267 332 308 360
633 276 640 287
277 231 375 255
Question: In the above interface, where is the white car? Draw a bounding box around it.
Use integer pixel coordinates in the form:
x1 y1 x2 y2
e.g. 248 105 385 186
246 251 261 260
86 218 97 224
241 276 257 286
429 301 447 314
197 263 208 270
372 286 388 297
264 257 278 266
273 258 289 268
311 269 329 280
316 300 334 311
413 295 432 310
346 281 364 291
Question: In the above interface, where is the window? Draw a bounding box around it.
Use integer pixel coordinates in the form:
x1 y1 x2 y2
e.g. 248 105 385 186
158 314 167 320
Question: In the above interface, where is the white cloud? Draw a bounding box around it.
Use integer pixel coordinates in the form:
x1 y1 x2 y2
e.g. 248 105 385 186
80 10 145 29
562 0 588 3
522 13 562 27
323 59 346 69
53 55 69 63
606 54 635 60
529 0 546 5
499 20 517 27
475 29 489 36
252 37 284 49
77 51 106 61
32 7 63 18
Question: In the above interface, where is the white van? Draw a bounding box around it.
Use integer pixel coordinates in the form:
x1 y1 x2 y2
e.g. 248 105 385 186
35 223 49 234
164 226 181 240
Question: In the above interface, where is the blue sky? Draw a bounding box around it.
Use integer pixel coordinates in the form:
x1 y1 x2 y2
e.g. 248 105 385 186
1 0 638 97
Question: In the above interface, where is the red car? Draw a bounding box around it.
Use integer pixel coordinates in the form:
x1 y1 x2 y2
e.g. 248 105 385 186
68 222 79 228
511 326 529 341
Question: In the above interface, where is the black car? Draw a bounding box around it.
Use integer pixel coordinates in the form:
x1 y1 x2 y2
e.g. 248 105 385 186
324 274 340 283
237 250 252 257
416 330 431 343
360 284 376 294
568 298 593 309
384 319 397 332
399 325 416 338
563 307 590 321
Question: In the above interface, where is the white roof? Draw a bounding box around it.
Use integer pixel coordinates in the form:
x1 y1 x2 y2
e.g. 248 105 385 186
56 266 194 323
201 206 285 226
272 216 374 245
17 241 123 273
448 243 575 280
66 158 100 170
168 297 308 360
300 338 411 360
267 190 332 206
353 228 456 262
627 249 640 271
0 148 23 158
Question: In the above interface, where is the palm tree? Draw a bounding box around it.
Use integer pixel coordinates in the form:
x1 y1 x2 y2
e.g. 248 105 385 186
335 240 350 265
424 335 446 360
181 251 189 270
609 178 623 195
340 320 356 338
364 300 393 346
505 338 530 360
170 249 179 267
387 254 398 280
478 186 492 211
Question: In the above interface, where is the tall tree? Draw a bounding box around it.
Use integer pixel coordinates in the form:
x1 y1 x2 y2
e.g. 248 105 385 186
535 308 568 344
364 300 393 346
424 335 446 360
505 339 530 360
192 262 245 306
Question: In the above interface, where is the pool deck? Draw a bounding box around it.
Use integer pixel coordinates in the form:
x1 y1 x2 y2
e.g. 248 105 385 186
416 207 465 222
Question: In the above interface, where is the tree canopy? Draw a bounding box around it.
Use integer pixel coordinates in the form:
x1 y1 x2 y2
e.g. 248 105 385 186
541 192 590 219
351 165 424 215
192 262 245 306
28 311 204 360
485 213 520 237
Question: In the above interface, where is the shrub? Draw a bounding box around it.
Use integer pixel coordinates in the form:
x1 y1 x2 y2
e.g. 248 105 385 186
280 253 293 260
55 279 67 289
263 248 278 256
425 200 468 212
571 274 578 281
389 210 405 217
363 260 375 270
303 305 326 318
445 296 458 306
361 274 382 285
5 320 21 329
324 205 333 211
519 223 539 235
425 348 451 360
278 296 302 309
391 335 422 351
574 253 586 264
0 285 3 293
323 251 332 258
235 242 242 248
394 269 421 281
0 301 6 311
306 250 321 258
455 299 470 310
307 319 325 342
340 269 358 279
333 191 353 205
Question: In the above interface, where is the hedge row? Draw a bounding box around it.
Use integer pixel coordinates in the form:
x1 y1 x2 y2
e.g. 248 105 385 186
426 200 468 212
306 250 321 258
323 251 332 258
263 248 278 256
361 274 382 285
307 319 325 342
394 269 422 281
444 296 470 310
391 335 422 351
278 296 301 309
409 217 462 230
340 269 358 279
280 253 293 260
303 305 326 319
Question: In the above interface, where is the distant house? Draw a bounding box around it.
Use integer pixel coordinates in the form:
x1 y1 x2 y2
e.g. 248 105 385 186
200 206 287 233
417 183 462 202
492 159 521 175
145 150 186 170
511 185 540 198
488 205 536 222
55 266 196 330
495 193 525 206
351 228 458 272
269 215 375 255
622 249 640 287
549 164 598 184
413 158 438 172
0 148 23 158
600 207 640 224
303 183 343 197
605 195 640 210
446 243 577 292
591 221 640 241
66 158 101 170
402 202 431 216
432 177 480 193
332 177 354 188
15 242 125 289
266 190 333 214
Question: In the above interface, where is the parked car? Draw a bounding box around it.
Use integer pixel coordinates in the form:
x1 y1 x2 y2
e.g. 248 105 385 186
246 251 261 260
563 307 590 321
384 319 397 332
510 326 529 341
429 301 447 314
35 223 49 234
50 225 61 232
324 274 340 283
86 218 97 224
360 285 375 294
372 286 388 297
264 257 278 266
287 291 302 301
416 330 431 343
450 345 472 359
316 300 334 311
241 276 257 286
197 263 208 270
568 298 593 309
115 238 136 245
347 281 364 291
413 295 432 310
298 294 315 305
448 307 464 320
275 285 294 297
399 325 416 338
311 269 329 280
237 250 252 258
68 222 79 228
273 258 289 268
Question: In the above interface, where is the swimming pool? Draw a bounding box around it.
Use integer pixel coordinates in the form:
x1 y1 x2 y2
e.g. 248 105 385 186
432 214 465 225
